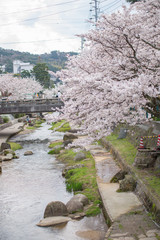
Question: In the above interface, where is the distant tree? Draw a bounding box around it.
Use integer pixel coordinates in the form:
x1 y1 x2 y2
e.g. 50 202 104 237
21 70 31 78
32 63 50 88
6 60 13 73
126 0 141 3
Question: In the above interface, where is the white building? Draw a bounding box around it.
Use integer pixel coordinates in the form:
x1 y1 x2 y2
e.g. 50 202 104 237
0 65 6 73
13 60 33 74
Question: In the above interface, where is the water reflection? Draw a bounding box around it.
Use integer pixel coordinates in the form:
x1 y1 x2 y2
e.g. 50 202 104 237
0 123 107 240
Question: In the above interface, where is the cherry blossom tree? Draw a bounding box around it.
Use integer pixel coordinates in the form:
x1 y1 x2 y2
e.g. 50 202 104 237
0 74 43 100
46 0 160 146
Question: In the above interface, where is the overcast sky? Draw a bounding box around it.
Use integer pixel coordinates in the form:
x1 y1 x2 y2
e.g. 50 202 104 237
0 0 128 54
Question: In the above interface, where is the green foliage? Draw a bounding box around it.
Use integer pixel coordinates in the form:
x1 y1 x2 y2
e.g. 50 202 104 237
21 70 31 78
32 63 50 88
126 0 141 3
2 116 9 123
8 142 22 151
13 73 21 77
0 47 78 73
13 113 25 118
106 134 137 165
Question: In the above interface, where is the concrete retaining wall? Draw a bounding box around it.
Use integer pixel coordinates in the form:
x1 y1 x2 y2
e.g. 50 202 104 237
0 116 26 131
101 137 160 225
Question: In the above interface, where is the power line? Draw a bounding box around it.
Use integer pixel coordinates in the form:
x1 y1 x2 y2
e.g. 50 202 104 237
0 38 79 45
101 0 122 9
107 3 123 13
0 0 82 16
0 5 86 27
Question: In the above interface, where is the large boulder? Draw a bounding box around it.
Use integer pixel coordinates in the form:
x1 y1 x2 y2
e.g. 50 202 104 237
3 149 15 156
66 199 83 214
118 175 136 192
1 154 13 161
44 201 68 218
63 133 78 141
73 152 86 162
63 140 73 147
71 194 89 206
37 216 71 227
1 142 11 152
24 151 33 156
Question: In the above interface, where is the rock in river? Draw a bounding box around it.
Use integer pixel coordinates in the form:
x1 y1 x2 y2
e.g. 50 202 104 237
71 194 89 206
44 201 68 218
37 216 71 227
24 151 33 156
66 199 83 214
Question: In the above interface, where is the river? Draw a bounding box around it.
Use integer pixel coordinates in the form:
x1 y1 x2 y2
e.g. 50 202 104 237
0 122 107 240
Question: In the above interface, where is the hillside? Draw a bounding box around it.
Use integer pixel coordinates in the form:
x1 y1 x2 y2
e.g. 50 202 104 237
0 47 78 73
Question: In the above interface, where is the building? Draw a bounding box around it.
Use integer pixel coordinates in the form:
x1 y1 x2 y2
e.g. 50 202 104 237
13 60 33 74
0 65 6 73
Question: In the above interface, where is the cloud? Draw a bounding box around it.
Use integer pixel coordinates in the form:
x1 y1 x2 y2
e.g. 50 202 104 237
0 0 128 54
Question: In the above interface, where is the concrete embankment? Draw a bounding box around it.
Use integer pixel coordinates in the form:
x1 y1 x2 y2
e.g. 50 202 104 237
0 118 25 172
85 142 160 240
0 120 25 147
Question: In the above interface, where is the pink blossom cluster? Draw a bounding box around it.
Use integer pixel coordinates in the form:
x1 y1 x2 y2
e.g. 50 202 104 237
48 0 160 145
0 74 43 100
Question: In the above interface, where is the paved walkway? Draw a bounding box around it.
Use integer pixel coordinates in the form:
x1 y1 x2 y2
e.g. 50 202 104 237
85 144 160 240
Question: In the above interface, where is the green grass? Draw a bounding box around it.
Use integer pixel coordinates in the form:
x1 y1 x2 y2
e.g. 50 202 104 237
48 147 62 155
57 148 101 216
26 126 36 130
57 149 77 165
34 119 45 128
106 134 137 165
144 175 160 197
49 120 71 132
49 120 66 130
86 204 101 216
105 133 160 214
8 142 22 151
48 141 63 148
57 122 71 132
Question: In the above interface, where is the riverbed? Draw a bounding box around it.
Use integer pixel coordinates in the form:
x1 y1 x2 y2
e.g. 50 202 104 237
0 122 107 240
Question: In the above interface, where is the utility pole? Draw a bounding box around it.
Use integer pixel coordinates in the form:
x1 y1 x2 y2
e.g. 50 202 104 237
81 37 85 51
94 0 98 22
90 0 99 23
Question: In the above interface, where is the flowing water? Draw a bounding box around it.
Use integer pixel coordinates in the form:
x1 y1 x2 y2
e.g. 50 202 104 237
0 122 107 240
